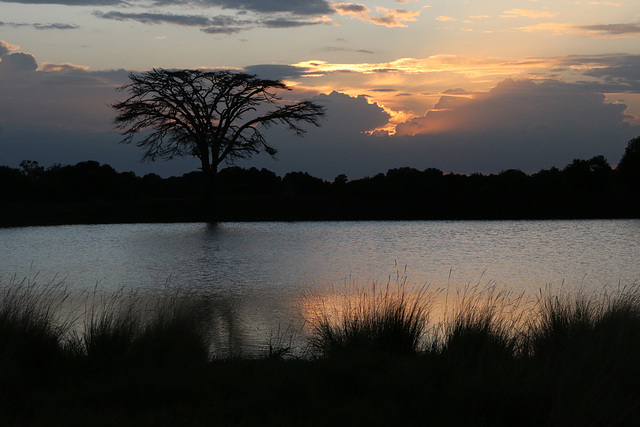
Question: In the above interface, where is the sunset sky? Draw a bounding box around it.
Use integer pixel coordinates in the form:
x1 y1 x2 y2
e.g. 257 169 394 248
1 0 640 179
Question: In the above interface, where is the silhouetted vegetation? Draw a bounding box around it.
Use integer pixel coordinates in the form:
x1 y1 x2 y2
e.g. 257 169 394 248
308 283 433 358
2 137 640 226
2 279 640 425
112 69 325 201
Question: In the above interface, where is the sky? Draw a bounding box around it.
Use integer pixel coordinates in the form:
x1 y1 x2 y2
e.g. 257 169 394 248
1 0 640 179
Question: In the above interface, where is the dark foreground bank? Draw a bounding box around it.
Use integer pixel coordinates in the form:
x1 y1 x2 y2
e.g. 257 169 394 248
2 282 639 426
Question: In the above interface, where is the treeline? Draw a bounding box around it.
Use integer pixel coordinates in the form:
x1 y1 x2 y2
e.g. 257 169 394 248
1 148 639 225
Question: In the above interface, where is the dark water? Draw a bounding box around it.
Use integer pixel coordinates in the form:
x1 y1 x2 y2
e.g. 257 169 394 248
2 220 639 355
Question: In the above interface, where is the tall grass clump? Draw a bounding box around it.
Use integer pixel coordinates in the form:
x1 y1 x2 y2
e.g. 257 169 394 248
77 288 213 369
523 286 640 424
439 285 524 364
0 277 72 374
308 281 434 358
527 285 640 366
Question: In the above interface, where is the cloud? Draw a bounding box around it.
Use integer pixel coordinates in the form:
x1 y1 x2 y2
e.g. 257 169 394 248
517 22 640 37
396 78 632 135
259 17 322 28
1 0 333 14
292 55 558 78
0 40 19 57
501 9 557 19
0 52 38 73
333 3 420 27
154 0 333 16
40 62 90 72
568 54 640 90
323 46 375 54
94 10 321 34
94 11 230 27
576 23 640 36
435 16 455 22
243 64 309 80
245 79 638 178
0 21 79 30
2 41 639 180
0 49 126 131
0 0 122 4
33 23 79 30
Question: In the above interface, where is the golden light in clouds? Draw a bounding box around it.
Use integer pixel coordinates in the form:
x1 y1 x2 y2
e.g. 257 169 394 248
500 9 558 19
332 3 420 28
40 63 91 73
0 40 19 53
294 55 557 78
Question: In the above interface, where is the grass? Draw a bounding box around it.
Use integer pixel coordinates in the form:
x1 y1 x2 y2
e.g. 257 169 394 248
307 281 434 358
75 288 212 369
0 277 72 375
1 278 640 425
438 285 524 364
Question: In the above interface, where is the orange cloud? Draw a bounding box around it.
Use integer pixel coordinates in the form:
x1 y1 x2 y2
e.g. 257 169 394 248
0 40 19 55
332 3 420 27
293 55 557 78
436 16 456 22
501 9 558 18
40 63 91 73
516 22 584 35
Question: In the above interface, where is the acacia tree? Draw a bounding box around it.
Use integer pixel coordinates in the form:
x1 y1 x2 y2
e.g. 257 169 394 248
112 68 325 200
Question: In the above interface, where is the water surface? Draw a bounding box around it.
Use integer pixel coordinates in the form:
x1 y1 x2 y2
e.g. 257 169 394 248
2 220 639 354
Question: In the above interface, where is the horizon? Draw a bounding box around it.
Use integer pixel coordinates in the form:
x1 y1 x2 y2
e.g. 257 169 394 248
1 0 640 180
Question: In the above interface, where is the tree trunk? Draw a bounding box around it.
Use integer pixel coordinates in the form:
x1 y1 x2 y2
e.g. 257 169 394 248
204 163 219 222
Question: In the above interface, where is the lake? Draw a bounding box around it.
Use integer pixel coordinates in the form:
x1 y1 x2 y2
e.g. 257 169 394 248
2 220 639 355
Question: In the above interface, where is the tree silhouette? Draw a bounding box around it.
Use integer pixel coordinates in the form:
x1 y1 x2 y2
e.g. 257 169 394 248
617 136 640 190
112 69 325 200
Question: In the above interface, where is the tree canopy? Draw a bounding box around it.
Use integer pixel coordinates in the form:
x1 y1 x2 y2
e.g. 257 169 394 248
112 69 325 198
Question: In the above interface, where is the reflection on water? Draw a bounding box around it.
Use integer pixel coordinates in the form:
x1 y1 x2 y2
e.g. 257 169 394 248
1 220 639 355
